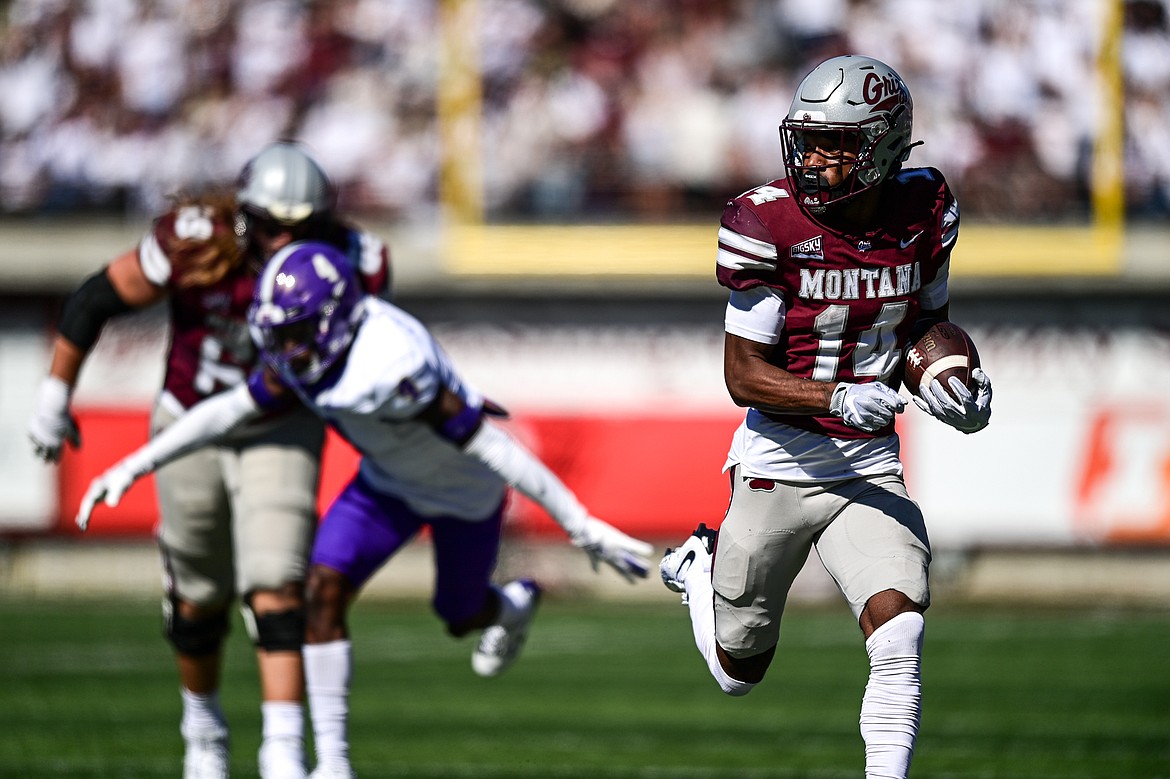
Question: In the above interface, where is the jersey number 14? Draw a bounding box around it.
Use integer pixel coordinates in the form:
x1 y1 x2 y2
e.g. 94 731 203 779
811 301 907 383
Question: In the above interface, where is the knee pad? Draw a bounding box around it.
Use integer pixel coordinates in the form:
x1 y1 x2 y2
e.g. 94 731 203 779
241 597 306 652
163 598 230 657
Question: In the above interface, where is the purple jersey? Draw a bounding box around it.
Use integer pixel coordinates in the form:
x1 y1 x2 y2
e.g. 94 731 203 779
138 205 391 411
716 167 958 440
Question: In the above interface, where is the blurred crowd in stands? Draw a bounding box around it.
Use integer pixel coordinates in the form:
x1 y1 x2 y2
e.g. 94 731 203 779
0 0 1167 223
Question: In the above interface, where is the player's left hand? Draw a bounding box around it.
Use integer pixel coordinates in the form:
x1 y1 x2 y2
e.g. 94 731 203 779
914 367 992 434
76 461 139 532
571 517 654 583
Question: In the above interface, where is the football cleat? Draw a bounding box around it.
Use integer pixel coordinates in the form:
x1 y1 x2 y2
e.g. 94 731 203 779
308 760 355 779
472 579 541 678
258 734 307 779
660 523 717 603
183 731 230 779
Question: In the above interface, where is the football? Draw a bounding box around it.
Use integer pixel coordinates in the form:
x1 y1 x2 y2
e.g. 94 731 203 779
902 321 980 397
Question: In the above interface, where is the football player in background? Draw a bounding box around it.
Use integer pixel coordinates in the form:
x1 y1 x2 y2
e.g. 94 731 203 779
74 240 654 779
659 55 992 779
28 143 390 779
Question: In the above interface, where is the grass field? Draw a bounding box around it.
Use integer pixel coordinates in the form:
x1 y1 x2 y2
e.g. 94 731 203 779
1 595 1167 778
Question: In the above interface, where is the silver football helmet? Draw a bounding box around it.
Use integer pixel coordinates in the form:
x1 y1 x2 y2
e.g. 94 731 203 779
236 142 334 226
780 55 917 212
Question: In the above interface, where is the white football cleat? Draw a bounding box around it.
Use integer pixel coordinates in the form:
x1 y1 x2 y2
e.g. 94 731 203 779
259 734 307 779
308 760 355 779
183 730 230 779
660 523 717 604
472 579 541 678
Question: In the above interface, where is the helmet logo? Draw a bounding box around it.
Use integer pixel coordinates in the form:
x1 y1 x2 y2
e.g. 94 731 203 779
863 72 905 109
311 252 341 283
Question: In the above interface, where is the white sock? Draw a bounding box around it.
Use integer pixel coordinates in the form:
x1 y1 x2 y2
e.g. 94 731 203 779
860 612 925 779
261 700 304 742
304 640 352 766
494 580 535 628
180 688 227 739
684 568 755 697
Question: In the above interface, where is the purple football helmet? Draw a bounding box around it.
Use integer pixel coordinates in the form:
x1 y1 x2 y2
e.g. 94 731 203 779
248 241 364 383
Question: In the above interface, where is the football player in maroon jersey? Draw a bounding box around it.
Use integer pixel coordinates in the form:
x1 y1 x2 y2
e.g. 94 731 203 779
28 142 390 779
660 55 992 779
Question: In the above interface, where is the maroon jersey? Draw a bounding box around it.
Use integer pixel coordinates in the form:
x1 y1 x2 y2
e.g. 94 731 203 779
716 167 959 439
138 205 391 410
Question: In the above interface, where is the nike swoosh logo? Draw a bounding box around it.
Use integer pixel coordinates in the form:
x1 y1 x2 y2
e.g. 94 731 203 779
676 550 697 576
900 231 924 249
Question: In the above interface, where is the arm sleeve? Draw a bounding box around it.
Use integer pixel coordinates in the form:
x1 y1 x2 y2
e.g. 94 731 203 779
121 384 261 479
57 269 135 351
463 420 588 538
725 286 786 344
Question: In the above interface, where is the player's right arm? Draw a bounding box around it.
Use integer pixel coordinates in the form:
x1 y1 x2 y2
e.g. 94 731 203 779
29 249 169 462
724 308 904 434
719 200 840 414
718 203 904 434
724 331 836 414
74 369 292 531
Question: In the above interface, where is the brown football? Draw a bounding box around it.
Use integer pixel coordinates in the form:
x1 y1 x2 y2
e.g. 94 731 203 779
902 321 980 398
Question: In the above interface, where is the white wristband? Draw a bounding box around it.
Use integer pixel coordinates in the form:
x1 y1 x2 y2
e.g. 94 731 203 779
38 375 73 409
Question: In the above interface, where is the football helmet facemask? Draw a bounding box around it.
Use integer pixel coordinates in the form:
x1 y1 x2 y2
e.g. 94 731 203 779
248 241 363 384
780 55 917 213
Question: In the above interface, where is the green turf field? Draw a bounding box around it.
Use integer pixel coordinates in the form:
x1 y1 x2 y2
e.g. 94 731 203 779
1 596 1166 778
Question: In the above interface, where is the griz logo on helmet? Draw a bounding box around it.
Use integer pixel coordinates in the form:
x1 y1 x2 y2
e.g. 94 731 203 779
863 72 909 112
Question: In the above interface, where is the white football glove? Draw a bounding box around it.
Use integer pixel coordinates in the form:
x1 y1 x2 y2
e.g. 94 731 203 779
28 376 81 463
75 461 140 533
570 517 654 583
829 381 906 433
913 367 992 434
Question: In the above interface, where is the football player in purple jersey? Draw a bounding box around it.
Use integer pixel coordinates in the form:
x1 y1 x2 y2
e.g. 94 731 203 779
28 144 390 779
74 241 653 779
660 55 992 779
